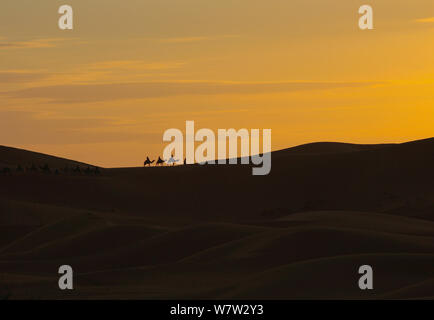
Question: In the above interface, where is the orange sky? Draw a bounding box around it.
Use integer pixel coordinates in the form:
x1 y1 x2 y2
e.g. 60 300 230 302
1 0 434 167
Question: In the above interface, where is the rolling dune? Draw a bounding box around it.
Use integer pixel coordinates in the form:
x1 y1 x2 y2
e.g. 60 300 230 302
0 138 433 299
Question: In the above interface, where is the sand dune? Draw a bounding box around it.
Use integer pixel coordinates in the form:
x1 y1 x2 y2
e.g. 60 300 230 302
224 253 434 299
273 141 396 157
0 138 433 299
0 145 90 169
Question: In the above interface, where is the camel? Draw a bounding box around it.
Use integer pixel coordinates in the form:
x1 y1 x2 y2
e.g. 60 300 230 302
39 164 51 174
144 157 155 167
26 163 38 172
84 166 92 175
156 157 165 166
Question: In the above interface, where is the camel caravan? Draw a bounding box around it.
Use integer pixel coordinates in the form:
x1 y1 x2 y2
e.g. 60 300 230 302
0 163 102 176
144 155 180 167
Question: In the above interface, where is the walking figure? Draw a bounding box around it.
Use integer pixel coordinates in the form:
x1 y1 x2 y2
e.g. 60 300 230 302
166 155 179 166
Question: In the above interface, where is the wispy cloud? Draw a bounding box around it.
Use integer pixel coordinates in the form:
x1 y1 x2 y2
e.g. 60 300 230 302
0 110 159 145
0 38 77 50
414 17 434 23
159 36 209 44
1 81 381 104
0 71 49 83
87 60 186 71
157 34 240 44
39 60 188 85
0 60 187 88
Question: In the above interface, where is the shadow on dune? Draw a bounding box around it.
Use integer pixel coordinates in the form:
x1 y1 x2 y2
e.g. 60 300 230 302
0 138 433 299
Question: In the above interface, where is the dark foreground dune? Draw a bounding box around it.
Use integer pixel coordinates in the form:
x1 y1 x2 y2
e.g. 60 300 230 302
0 138 433 299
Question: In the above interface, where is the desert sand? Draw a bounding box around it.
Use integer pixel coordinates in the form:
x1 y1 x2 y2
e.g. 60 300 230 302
0 138 433 299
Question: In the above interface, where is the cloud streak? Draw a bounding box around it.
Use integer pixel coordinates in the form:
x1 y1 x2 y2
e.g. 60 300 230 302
1 81 381 104
157 34 240 44
0 71 49 83
158 36 209 44
415 17 434 23
0 111 159 145
86 60 186 71
0 38 76 50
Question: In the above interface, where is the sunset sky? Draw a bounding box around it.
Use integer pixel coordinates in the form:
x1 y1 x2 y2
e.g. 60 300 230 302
1 0 434 167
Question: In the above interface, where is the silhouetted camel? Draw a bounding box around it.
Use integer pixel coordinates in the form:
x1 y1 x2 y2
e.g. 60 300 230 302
0 286 11 300
156 157 165 166
39 164 51 174
26 163 38 172
85 166 100 175
144 157 155 167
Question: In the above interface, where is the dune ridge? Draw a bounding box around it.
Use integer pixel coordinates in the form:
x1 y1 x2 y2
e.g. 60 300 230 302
0 138 433 299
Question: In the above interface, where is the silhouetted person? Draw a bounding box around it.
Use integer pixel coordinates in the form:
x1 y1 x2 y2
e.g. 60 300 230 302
184 158 187 165
73 165 81 174
16 165 23 172
93 167 101 175
167 155 179 166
